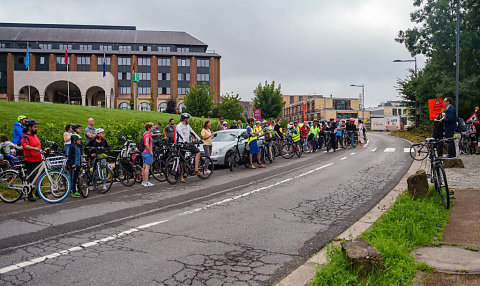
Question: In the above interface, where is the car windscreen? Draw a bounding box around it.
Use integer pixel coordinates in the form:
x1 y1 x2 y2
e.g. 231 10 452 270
211 132 239 142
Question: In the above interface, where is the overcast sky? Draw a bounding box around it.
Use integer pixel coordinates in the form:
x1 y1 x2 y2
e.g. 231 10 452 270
1 0 425 107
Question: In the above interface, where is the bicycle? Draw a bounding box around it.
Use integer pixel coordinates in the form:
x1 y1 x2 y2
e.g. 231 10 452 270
0 150 71 203
165 141 213 185
82 147 114 194
259 139 275 164
111 137 138 187
226 133 251 171
409 136 453 209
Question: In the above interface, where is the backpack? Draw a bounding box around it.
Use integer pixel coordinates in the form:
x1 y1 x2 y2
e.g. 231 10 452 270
137 135 145 152
456 118 467 132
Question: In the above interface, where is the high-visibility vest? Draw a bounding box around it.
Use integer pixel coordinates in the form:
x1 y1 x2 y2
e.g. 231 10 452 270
309 126 320 136
292 126 301 142
248 125 258 144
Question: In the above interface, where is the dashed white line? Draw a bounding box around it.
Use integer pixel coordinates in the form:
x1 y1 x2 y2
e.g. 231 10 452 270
340 157 347 160
363 139 370 148
404 148 410 153
350 152 356 155
371 148 377 152
384 148 396 152
0 162 335 275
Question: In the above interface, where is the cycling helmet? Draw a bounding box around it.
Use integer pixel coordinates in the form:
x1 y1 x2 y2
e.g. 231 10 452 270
320 119 325 123
72 124 82 130
223 121 228 125
96 128 105 134
262 120 267 123
71 134 81 141
24 119 38 128
180 113 191 121
232 120 237 124
247 117 255 123
17 115 27 122
293 120 298 124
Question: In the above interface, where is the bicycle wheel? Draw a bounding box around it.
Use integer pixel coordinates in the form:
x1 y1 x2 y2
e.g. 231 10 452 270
259 146 266 164
225 151 234 171
281 143 295 159
77 173 89 198
434 164 450 209
118 163 136 187
410 144 428 161
165 156 182 185
0 170 23 203
339 136 347 149
93 165 113 194
37 170 71 203
198 156 213 180
151 159 166 182
134 165 143 183
296 144 302 158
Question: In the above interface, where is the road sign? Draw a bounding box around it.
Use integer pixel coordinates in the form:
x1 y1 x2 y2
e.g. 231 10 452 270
133 73 140 82
254 109 261 121
428 98 445 120
467 111 479 124
302 104 307 112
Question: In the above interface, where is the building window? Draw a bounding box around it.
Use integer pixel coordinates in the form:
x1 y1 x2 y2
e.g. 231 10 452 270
158 46 170 52
178 73 190 81
100 45 113 51
158 87 170 95
59 44 72 50
393 109 398 116
119 87 131 94
0 43 5 49
158 73 170 81
138 87 151 95
38 43 52 50
177 58 190 67
118 102 130 110
77 56 90 65
118 57 131 66
56 56 70 64
177 102 186 112
336 113 358 120
118 72 131 81
138 72 151 81
197 59 209 67
97 56 111 65
79 44 92 50
139 102 151 111
177 47 189 53
197 74 209 81
139 45 151 52
158 102 167 112
138 57 151 66
334 100 351 110
178 88 190 95
119 45 131 51
158 58 170 66
40 57 45 65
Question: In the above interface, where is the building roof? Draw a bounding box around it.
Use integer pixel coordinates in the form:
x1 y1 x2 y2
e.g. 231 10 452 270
0 23 207 46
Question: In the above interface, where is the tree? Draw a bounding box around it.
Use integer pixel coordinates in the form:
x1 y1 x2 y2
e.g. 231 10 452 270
252 81 285 120
183 83 214 117
218 93 244 120
165 99 176 114
149 91 154 112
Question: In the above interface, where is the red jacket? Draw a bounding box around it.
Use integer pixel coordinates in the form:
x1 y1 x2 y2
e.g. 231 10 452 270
300 126 310 137
21 134 42 162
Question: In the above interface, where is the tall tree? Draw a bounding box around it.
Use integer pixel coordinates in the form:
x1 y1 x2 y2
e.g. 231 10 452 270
218 93 244 120
183 83 214 117
252 81 285 120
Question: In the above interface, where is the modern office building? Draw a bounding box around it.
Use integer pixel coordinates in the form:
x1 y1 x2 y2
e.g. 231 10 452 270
367 101 412 130
0 23 221 111
282 95 370 123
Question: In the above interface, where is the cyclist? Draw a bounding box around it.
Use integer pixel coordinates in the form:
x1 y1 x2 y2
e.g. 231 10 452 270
300 121 310 145
346 119 356 147
85 128 110 190
151 122 163 145
336 120 345 146
175 113 203 182
262 120 274 162
230 120 238 129
466 121 479 155
0 135 21 166
326 120 337 151
291 121 302 154
246 117 265 169
68 134 83 198
12 115 27 145
21 119 42 202
319 119 326 149
164 118 175 143
72 124 83 147
274 118 284 143
358 120 366 144
308 120 321 150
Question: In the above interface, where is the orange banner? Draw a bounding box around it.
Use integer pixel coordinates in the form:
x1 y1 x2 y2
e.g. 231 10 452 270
428 98 445 120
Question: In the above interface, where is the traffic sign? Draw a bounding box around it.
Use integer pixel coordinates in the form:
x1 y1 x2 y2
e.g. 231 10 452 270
133 73 140 82
467 111 479 124
428 98 445 120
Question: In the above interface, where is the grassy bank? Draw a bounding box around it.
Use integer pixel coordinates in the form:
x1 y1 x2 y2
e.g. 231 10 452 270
0 102 218 149
391 123 433 143
312 189 450 286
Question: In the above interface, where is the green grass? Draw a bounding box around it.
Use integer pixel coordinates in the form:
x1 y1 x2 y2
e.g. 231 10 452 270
312 189 450 286
391 123 434 143
0 102 218 149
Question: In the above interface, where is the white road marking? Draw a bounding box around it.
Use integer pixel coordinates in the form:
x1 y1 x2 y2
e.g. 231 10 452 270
404 148 410 153
0 162 334 275
350 152 356 155
384 148 396 152
371 148 377 152
363 139 369 148
340 157 347 160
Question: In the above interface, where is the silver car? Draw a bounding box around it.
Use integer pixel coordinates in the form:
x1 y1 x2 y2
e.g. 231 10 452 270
206 129 249 167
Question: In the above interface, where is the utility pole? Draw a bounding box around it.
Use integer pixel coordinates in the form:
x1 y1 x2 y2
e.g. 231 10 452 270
455 0 460 116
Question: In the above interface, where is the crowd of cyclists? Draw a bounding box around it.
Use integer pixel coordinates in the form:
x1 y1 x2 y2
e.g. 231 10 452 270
0 113 367 204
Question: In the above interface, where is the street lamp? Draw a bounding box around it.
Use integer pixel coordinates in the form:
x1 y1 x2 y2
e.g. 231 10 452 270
393 57 418 127
350 84 364 120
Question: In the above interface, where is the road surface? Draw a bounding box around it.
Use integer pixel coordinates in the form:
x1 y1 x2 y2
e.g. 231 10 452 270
0 133 412 285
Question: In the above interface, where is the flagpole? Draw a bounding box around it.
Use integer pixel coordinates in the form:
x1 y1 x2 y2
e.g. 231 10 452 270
67 55 70 105
103 53 106 108
27 42 30 102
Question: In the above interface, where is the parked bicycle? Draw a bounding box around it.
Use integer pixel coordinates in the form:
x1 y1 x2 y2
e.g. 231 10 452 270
226 133 250 171
165 141 213 185
80 146 114 194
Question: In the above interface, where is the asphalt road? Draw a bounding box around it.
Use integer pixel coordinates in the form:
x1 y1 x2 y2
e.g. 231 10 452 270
0 133 412 286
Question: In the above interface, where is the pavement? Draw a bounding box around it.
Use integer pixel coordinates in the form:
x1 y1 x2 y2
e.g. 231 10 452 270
413 155 480 285
0 133 413 286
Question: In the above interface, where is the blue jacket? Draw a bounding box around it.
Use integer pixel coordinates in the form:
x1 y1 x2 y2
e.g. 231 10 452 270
68 144 82 167
12 122 24 145
443 105 457 132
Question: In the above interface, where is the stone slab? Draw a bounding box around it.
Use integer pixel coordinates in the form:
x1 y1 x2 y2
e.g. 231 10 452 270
411 246 480 274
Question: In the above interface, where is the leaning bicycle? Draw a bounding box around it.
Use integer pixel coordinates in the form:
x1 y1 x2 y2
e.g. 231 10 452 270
0 151 71 203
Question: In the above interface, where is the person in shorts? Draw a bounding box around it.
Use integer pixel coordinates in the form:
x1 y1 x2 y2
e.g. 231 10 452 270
141 122 154 187
246 117 265 169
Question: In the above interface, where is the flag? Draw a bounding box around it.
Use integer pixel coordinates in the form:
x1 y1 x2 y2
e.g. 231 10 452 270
64 48 68 65
24 43 29 69
103 53 106 77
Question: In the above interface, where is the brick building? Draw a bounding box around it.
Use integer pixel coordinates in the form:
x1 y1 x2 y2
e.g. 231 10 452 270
239 101 254 119
282 95 370 123
0 23 221 111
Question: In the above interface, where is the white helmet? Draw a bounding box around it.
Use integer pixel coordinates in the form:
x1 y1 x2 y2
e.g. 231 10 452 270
95 128 104 134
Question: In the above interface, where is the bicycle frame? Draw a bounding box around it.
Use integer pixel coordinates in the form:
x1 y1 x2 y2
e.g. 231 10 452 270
10 157 57 195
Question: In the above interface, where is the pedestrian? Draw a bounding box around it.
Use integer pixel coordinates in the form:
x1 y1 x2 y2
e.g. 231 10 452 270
68 134 83 198
466 121 479 155
85 128 110 190
141 122 154 187
217 117 224 131
164 118 175 143
433 113 444 157
84 118 96 146
12 115 27 145
201 120 216 174
72 124 83 147
440 97 457 158
237 120 242 129
21 119 42 202
152 122 163 145
223 121 228 130
230 120 238 129
274 118 283 143
246 117 265 169
63 124 73 157
0 135 21 166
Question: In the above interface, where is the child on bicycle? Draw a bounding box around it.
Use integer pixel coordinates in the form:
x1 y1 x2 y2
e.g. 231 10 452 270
68 134 83 198
86 128 110 190
0 135 21 167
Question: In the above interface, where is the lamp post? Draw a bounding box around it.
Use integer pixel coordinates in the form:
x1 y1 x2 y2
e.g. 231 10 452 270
394 57 418 127
455 0 460 117
350 84 364 120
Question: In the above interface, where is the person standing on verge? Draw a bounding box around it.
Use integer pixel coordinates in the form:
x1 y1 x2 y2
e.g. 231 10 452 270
217 117 224 131
440 97 457 158
201 120 216 174
63 124 73 157
141 123 154 187
12 115 27 146
164 118 175 143
84 118 96 147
